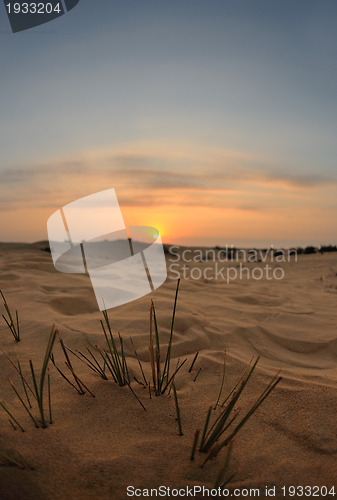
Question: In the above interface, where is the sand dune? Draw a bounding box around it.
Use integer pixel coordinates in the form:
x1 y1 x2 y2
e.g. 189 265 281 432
0 242 337 499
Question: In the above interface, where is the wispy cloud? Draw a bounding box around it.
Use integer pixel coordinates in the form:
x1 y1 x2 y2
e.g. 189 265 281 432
1 143 336 213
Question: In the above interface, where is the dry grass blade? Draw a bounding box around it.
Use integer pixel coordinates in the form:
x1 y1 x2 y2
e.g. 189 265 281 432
0 449 34 470
161 358 187 394
52 335 94 396
50 353 84 394
124 379 147 411
8 419 16 430
28 326 57 428
67 344 108 380
17 360 32 408
199 406 213 451
65 360 95 397
173 384 183 436
189 352 199 373
148 280 182 396
84 345 108 379
130 337 147 386
48 370 52 424
168 358 180 396
0 289 20 342
149 302 160 395
215 352 226 408
10 380 39 428
222 374 282 447
0 402 25 432
152 304 161 391
214 441 233 488
0 449 26 469
200 358 260 453
194 356 281 468
193 367 202 382
190 429 200 460
1 352 36 401
220 356 255 407
99 349 118 384
119 333 130 384
161 279 180 386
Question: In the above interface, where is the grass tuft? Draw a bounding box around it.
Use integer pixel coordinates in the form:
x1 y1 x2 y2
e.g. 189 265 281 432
30 326 57 428
99 310 130 386
148 279 183 396
0 289 20 342
194 356 281 466
8 326 57 429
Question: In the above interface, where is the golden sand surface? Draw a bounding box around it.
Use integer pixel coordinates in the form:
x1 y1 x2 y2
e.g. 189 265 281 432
0 242 336 499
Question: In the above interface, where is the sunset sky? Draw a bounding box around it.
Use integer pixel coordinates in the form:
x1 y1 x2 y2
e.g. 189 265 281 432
0 0 336 247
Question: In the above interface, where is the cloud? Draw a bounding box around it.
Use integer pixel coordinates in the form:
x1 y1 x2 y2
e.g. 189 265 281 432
0 143 336 213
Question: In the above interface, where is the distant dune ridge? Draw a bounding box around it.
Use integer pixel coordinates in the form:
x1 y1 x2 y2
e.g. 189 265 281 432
0 242 337 499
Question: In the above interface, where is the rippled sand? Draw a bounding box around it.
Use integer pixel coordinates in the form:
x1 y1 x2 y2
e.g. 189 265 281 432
0 242 336 499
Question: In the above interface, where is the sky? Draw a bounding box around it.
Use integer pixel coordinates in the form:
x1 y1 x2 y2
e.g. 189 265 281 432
0 0 336 247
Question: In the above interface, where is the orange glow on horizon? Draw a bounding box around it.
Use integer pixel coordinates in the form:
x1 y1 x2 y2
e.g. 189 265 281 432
1 142 336 247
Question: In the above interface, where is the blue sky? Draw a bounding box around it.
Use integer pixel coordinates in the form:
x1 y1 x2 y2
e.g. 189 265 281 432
0 0 336 245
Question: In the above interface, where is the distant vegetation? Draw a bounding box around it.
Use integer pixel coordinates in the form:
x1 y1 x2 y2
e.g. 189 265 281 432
211 245 337 257
319 245 337 254
303 246 317 255
296 245 337 255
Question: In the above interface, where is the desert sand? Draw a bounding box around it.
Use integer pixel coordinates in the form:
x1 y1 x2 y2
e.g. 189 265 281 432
0 241 337 499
